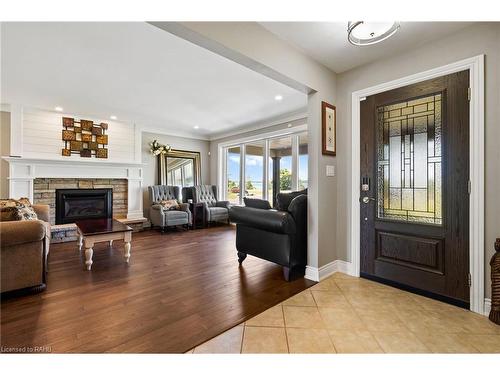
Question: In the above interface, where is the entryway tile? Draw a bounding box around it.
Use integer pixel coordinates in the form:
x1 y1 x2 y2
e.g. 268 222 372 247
458 334 500 353
395 308 468 334
356 306 408 333
310 278 340 292
286 328 335 353
372 330 431 353
414 332 479 353
241 326 288 353
282 290 316 307
245 304 284 327
318 307 367 330
282 306 324 329
311 290 351 308
328 329 383 353
193 325 244 354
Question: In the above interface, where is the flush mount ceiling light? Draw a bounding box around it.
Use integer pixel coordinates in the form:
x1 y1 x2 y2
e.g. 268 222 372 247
54 106 63 112
110 115 117 120
274 95 283 101
193 125 200 129
347 21 400 46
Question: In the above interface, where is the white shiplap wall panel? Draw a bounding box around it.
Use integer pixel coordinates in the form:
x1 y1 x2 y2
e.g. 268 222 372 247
22 108 136 162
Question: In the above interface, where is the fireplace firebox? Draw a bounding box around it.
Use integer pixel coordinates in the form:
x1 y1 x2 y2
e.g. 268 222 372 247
55 189 113 224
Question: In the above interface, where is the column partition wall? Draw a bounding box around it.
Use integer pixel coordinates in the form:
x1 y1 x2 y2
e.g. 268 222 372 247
219 125 308 206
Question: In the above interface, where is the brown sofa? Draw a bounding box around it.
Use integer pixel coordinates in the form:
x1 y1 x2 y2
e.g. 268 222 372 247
0 204 51 295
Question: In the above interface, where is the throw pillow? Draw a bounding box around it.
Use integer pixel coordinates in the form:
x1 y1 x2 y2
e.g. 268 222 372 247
0 198 38 221
18 197 33 206
0 198 19 208
159 199 179 210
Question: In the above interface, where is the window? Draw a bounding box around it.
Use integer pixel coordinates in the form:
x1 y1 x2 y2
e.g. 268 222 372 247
221 130 308 206
269 136 293 205
298 133 309 190
245 142 264 199
376 94 442 224
226 146 241 204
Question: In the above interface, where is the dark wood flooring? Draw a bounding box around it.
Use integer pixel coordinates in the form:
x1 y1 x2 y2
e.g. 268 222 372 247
1 225 314 353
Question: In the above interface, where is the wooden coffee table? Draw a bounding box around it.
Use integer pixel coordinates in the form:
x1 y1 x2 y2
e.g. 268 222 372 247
75 218 133 270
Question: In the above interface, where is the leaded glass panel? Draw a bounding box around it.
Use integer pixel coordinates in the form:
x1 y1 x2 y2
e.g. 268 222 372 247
376 93 442 225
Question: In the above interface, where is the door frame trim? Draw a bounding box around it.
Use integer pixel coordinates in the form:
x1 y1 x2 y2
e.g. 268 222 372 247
350 55 485 314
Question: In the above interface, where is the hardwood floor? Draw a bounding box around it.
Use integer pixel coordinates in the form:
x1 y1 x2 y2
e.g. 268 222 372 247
0 225 314 353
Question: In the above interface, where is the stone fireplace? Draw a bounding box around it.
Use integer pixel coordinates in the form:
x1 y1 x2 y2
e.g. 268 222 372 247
4 157 146 242
34 178 127 225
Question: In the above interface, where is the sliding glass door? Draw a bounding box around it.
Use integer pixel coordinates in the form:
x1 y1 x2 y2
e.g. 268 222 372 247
226 146 241 204
223 131 307 206
245 142 265 199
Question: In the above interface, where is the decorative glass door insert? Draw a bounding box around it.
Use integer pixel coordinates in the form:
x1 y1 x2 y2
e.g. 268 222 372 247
376 93 442 224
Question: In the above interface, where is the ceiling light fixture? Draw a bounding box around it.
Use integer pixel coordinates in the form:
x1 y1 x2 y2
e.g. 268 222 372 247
54 106 63 112
110 115 117 120
347 21 400 46
274 95 283 101
193 125 199 129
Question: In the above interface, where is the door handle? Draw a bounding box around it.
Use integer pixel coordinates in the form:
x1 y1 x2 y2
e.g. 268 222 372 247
361 196 375 204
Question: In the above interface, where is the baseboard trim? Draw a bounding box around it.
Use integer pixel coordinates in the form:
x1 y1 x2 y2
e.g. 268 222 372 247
484 298 491 316
305 260 354 282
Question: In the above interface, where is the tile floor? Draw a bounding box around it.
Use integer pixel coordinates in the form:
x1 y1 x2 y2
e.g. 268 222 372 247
187 273 500 353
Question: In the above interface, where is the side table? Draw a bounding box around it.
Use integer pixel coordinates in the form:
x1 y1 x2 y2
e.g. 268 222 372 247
189 202 206 229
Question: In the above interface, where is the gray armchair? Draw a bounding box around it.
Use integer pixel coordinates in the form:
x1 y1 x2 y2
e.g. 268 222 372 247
182 185 231 225
148 185 192 231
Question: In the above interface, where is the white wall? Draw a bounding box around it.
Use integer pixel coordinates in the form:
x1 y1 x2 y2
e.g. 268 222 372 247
0 111 11 198
141 131 210 218
335 22 500 298
19 107 137 163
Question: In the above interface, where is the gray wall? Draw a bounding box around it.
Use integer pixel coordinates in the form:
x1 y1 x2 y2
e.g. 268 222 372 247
141 131 210 219
335 22 500 297
0 111 11 198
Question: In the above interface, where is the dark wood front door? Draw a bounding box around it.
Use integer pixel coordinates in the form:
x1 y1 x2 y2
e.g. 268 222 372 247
360 70 470 307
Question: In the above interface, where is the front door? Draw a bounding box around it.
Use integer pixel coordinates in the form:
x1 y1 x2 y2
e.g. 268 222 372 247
360 70 470 307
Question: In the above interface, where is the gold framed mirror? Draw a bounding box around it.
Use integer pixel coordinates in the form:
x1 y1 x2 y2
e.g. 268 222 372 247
158 149 201 187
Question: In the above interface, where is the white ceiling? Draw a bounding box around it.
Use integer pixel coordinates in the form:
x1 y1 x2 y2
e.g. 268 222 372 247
260 22 473 73
1 22 307 139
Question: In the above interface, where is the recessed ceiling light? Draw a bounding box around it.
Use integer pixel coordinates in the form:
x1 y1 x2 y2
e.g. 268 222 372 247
110 115 117 120
274 95 283 101
347 21 400 46
193 125 200 129
54 106 63 112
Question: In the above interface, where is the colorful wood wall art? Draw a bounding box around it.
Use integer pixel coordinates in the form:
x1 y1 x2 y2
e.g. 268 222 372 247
61 117 109 158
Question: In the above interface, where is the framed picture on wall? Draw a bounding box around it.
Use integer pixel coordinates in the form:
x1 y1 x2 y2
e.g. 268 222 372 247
322 101 336 156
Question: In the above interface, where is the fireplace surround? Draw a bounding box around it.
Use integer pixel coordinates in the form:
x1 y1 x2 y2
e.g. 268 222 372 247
56 188 113 224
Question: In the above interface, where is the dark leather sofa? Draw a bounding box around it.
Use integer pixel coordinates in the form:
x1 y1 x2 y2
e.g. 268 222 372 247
229 190 307 281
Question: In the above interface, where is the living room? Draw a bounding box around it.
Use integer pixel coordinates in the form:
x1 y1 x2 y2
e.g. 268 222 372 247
1 1 500 373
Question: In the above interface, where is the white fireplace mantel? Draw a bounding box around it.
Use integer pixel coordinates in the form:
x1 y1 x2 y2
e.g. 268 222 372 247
3 156 145 220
